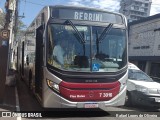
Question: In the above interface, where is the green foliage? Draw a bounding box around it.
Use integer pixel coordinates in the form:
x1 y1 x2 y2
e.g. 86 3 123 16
12 18 26 42
18 19 27 31
0 13 5 28
15 19 27 38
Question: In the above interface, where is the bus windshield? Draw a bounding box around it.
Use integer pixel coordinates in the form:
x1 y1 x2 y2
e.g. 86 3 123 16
47 23 127 72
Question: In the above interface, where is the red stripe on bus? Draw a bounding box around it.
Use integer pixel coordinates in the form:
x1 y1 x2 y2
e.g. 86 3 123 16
60 81 120 89
59 81 120 102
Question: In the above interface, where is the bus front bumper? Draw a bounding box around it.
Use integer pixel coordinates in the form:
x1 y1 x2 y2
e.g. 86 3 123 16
43 86 126 108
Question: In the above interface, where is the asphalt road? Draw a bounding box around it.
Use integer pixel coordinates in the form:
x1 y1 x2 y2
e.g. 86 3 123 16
16 78 160 120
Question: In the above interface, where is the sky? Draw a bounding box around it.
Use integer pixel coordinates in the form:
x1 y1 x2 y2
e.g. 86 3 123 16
0 0 160 27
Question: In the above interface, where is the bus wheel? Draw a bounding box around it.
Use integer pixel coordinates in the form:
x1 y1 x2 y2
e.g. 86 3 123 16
125 91 132 107
29 70 32 90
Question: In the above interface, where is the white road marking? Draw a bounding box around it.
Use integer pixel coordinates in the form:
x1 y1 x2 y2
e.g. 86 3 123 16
15 87 21 120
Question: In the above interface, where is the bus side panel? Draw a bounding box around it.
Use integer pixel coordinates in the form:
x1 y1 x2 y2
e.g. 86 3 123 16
42 67 62 108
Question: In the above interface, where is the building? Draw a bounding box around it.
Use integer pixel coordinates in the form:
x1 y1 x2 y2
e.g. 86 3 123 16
0 8 3 13
4 0 18 69
119 0 152 22
0 0 18 102
128 14 160 82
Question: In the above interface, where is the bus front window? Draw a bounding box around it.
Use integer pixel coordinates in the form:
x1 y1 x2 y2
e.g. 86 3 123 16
47 24 127 72
47 24 91 71
92 27 127 72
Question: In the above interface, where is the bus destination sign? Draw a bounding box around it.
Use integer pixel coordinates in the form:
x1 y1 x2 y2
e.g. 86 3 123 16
52 8 123 24
74 11 102 22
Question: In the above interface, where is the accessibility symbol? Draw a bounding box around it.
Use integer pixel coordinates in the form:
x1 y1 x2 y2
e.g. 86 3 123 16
92 63 100 71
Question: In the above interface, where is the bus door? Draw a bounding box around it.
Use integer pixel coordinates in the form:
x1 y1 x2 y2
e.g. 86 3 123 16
35 25 44 99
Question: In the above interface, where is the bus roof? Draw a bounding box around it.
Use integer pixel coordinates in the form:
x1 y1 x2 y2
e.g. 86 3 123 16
26 5 127 33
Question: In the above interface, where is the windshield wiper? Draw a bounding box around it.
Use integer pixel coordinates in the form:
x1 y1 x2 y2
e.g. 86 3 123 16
98 23 113 42
95 23 113 55
65 20 85 43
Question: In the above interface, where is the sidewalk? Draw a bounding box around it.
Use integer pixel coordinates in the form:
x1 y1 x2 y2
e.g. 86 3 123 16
0 70 18 117
0 85 17 111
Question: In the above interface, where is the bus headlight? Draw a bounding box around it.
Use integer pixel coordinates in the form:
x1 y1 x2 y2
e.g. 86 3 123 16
47 79 60 93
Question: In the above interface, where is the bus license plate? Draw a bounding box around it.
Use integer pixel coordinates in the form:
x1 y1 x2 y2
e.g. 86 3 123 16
84 103 98 108
155 98 160 102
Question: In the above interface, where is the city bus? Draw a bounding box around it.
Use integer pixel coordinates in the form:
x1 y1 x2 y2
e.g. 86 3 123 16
17 5 128 108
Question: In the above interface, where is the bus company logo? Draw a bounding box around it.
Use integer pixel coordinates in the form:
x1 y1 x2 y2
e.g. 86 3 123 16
88 91 94 98
2 112 11 117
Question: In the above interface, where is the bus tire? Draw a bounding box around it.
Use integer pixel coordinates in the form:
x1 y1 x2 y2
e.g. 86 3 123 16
125 91 132 106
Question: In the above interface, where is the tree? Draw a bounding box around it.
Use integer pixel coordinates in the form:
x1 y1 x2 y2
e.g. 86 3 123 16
14 19 26 36
0 12 5 28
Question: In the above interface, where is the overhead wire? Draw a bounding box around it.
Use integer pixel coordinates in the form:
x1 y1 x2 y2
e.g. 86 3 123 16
22 0 26 17
21 0 45 7
20 0 160 7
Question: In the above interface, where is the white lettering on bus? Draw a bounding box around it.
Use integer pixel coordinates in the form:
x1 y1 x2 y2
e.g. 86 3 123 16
96 14 100 21
74 12 102 21
79 12 83 20
99 93 112 97
84 13 88 20
74 12 79 19
70 95 85 98
89 13 92 21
